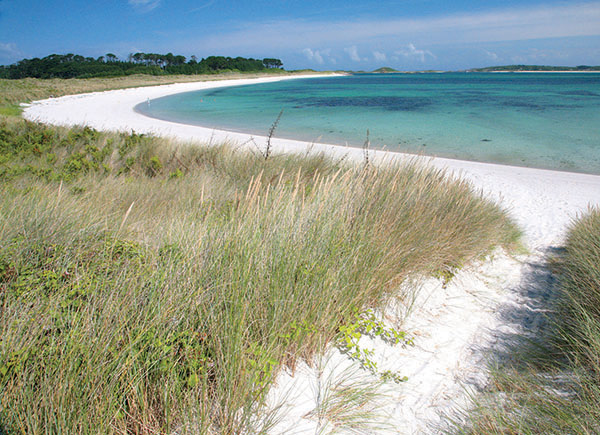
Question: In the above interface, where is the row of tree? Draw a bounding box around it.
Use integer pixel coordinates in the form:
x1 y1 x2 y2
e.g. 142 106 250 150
0 52 284 79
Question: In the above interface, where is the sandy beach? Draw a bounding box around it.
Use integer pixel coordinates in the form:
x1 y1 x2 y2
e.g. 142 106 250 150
23 75 600 433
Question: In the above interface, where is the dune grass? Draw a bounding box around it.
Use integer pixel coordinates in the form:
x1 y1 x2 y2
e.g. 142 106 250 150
0 105 519 431
456 208 600 434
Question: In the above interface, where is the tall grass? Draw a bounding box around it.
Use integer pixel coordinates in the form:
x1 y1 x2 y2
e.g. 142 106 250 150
457 208 600 434
0 116 520 433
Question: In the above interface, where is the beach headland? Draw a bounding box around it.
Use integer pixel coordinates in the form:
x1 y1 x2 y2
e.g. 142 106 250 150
22 75 600 432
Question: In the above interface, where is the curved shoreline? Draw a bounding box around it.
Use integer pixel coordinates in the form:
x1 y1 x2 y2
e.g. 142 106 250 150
22 74 600 250
21 75 600 433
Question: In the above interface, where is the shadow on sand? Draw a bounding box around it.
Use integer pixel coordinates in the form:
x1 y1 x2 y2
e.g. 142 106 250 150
487 246 565 367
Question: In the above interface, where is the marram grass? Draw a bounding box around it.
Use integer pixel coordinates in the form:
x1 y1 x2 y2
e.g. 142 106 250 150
0 117 520 433
457 208 600 435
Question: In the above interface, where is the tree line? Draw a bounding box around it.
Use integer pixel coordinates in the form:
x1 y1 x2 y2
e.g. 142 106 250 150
0 52 284 79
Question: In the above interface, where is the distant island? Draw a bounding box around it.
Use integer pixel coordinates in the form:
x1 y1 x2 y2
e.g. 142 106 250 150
372 67 399 73
370 67 447 74
371 65 600 74
465 64 600 72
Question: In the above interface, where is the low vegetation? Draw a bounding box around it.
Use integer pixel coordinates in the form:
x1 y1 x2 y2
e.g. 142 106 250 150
458 209 600 434
0 78 520 433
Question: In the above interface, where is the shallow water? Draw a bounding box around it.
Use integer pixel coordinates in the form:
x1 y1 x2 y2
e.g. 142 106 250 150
137 73 600 174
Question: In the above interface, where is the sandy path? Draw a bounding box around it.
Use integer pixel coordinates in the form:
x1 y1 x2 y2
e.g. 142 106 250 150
23 75 600 433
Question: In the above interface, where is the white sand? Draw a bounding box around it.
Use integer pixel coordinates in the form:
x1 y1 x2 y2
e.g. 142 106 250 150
23 76 600 433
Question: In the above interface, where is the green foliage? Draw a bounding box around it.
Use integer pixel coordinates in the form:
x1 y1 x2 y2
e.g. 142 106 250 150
262 58 283 69
0 120 116 181
169 168 183 179
337 309 411 382
146 155 163 176
0 104 22 117
0 52 284 79
0 119 186 182
433 261 463 288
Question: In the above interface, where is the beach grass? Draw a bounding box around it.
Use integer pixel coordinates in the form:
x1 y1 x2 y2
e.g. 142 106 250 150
0 111 520 433
456 208 600 434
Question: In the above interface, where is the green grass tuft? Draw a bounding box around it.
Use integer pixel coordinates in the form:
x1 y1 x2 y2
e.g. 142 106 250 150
0 104 22 117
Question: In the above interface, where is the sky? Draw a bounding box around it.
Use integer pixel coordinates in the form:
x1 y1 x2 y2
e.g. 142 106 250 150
1 0 600 70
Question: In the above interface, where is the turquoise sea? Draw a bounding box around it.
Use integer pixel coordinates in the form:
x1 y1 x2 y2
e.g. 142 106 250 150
136 73 600 174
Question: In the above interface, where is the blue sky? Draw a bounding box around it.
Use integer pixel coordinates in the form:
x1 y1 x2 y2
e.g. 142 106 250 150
1 0 600 70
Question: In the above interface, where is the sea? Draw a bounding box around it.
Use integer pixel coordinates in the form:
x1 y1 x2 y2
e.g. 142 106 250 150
136 73 600 175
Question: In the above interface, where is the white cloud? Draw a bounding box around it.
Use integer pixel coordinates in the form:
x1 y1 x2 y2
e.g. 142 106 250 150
395 43 435 62
484 50 499 61
0 42 19 56
302 48 333 64
302 48 322 64
128 0 161 12
344 46 361 62
373 51 387 62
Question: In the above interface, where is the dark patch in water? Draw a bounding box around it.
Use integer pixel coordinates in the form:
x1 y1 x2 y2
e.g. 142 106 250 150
204 89 226 97
558 90 600 97
458 96 491 105
499 98 579 111
501 99 546 111
290 96 431 111
481 139 492 142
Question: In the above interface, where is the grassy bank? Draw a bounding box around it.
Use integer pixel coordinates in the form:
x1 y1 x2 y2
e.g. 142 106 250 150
457 209 600 434
0 78 519 433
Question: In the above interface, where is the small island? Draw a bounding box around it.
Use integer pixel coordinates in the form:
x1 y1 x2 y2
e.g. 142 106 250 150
466 64 600 72
372 66 399 73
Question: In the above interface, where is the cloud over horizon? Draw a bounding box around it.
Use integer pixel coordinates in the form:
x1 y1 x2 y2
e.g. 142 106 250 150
373 51 387 62
395 44 435 62
344 46 361 62
302 48 324 64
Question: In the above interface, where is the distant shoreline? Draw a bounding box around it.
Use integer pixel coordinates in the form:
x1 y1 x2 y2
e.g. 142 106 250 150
483 70 600 73
365 70 600 74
